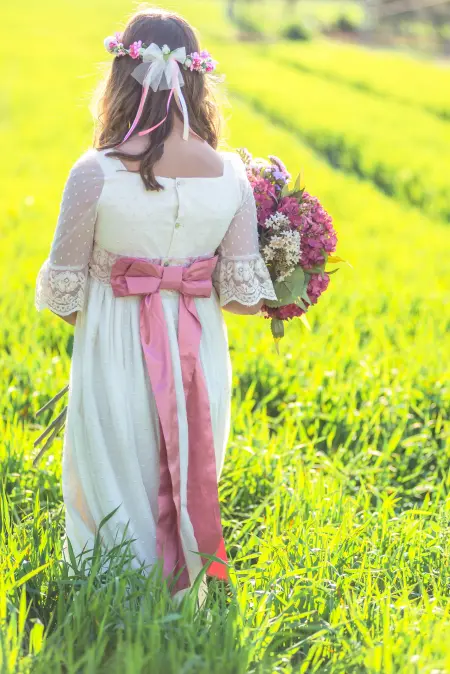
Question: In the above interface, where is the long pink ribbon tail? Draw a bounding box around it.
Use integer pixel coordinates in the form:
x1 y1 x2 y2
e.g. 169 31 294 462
110 257 229 593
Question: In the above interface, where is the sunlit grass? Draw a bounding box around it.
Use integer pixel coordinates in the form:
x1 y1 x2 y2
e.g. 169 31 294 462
215 41 450 220
1 0 449 671
271 40 450 120
233 0 366 38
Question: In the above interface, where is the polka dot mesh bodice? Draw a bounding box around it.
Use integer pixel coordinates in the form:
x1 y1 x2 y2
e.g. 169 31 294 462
35 148 276 315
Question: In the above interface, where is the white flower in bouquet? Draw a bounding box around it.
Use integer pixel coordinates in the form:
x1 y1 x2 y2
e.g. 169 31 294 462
262 229 302 282
264 212 292 232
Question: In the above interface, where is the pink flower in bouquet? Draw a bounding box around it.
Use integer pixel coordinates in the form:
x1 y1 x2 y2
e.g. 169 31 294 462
301 246 327 269
307 272 330 304
297 192 338 269
266 304 305 320
279 196 302 228
250 177 277 224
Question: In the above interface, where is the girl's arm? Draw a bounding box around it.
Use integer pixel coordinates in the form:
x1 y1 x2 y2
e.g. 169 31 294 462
222 299 264 315
53 311 78 325
213 159 277 314
35 151 104 322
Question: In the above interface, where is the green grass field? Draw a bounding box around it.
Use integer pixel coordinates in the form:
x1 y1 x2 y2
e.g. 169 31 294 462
1 0 450 671
232 0 366 38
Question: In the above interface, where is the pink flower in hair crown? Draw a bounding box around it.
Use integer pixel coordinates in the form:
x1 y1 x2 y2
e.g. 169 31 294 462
128 40 142 59
104 36 118 52
103 34 218 74
184 50 217 72
190 52 203 69
104 33 126 55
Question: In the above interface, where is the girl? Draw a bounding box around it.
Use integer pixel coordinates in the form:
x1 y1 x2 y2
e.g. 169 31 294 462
35 7 276 604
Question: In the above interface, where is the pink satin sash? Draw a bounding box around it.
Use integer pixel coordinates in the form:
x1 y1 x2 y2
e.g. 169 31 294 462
110 255 229 592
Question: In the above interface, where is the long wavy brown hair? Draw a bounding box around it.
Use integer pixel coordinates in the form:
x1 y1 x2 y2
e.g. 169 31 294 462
93 8 222 191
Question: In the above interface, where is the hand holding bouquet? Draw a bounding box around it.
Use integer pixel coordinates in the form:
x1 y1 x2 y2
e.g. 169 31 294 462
238 148 347 341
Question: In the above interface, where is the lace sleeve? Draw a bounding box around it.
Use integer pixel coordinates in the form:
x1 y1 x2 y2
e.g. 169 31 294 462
35 150 104 316
213 160 277 307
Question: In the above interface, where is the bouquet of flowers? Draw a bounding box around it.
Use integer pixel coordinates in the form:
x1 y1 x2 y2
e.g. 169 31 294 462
238 148 347 341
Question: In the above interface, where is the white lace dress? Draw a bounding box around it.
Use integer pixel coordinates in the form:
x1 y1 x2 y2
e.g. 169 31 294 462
35 147 276 596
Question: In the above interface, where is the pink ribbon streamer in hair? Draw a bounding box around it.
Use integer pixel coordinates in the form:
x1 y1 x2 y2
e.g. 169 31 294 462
138 67 179 139
119 45 190 145
120 83 175 145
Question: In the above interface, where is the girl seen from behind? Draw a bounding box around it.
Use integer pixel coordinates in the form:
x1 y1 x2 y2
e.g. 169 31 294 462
35 7 276 606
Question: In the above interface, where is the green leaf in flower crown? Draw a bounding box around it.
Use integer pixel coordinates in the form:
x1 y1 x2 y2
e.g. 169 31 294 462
326 268 340 275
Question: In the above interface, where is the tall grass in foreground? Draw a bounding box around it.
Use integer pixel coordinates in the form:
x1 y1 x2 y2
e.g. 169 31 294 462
2 404 450 672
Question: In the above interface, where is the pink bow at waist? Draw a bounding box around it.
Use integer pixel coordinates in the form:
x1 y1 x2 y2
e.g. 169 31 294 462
110 255 228 591
110 258 216 298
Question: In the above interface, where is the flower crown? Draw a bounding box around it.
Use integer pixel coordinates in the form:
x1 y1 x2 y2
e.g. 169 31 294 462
104 33 217 73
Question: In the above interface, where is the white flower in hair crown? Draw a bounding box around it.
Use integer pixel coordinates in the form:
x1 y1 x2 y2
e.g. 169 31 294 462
103 32 218 73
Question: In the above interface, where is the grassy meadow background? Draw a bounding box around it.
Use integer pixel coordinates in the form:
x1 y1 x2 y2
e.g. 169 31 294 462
1 0 450 671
